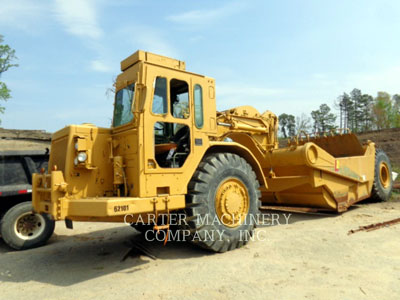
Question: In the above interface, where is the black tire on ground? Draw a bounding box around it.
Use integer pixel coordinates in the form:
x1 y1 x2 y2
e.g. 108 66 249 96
183 152 261 252
0 201 55 250
370 149 393 202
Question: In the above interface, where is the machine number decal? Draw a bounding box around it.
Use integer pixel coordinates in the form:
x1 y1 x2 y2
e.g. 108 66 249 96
114 205 129 213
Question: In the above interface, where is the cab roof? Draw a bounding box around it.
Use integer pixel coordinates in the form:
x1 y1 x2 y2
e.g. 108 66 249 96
120 50 186 72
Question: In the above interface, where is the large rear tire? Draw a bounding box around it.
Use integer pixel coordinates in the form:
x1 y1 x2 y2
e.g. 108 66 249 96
183 153 261 252
0 201 55 250
370 149 393 202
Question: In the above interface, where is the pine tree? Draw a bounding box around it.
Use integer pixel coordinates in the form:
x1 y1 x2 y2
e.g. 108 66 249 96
311 104 337 133
358 93 374 131
287 114 296 137
350 88 362 132
337 93 353 130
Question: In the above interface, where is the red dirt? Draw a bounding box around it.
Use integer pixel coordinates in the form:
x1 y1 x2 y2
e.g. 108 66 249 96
357 128 400 168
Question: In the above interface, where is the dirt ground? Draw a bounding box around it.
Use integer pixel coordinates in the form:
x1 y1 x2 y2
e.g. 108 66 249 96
0 201 399 300
1 128 399 299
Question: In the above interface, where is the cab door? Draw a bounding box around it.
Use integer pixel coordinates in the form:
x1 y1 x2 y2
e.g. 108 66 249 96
143 67 193 177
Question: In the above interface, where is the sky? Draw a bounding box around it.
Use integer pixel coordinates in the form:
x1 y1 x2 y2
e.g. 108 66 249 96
1 0 400 132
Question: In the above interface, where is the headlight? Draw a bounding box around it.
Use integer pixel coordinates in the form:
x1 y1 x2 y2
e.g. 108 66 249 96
77 152 87 163
74 157 78 166
75 142 79 150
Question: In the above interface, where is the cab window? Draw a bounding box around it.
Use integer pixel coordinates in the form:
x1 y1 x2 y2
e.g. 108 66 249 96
154 122 190 168
113 83 135 127
170 79 189 119
194 84 203 128
152 77 168 114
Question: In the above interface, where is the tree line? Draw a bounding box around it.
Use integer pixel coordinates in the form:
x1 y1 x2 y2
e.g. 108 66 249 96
0 34 18 124
279 88 400 138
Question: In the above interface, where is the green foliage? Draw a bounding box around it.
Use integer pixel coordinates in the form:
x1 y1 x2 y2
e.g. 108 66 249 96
311 104 336 133
358 93 374 131
337 92 353 130
332 88 399 132
350 88 362 131
0 34 18 122
278 113 296 138
391 94 400 128
372 92 394 130
393 94 400 106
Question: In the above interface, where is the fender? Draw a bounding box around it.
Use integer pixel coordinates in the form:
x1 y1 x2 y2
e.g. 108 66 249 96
205 141 267 189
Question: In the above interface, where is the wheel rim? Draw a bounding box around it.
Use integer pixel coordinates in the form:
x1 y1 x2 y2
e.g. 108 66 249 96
14 212 46 240
215 177 250 228
379 162 390 189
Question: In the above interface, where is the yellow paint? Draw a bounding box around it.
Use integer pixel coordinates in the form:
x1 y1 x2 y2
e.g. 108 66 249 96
215 178 250 228
32 50 379 223
379 161 390 188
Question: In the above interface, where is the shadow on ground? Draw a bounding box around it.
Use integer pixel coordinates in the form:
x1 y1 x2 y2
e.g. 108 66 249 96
257 208 339 228
0 225 209 287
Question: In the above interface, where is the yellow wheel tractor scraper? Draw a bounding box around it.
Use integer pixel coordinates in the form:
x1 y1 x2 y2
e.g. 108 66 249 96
32 51 394 252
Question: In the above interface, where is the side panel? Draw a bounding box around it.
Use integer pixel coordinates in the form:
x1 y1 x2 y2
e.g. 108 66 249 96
49 125 114 199
110 126 141 197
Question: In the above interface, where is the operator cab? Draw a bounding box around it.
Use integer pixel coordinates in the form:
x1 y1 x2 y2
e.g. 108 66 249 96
112 50 215 174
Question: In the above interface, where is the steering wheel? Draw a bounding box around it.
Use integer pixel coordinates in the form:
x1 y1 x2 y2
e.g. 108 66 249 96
172 126 190 151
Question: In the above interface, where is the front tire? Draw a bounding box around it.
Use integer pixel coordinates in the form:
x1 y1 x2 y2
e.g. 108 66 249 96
183 153 261 252
0 201 55 250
